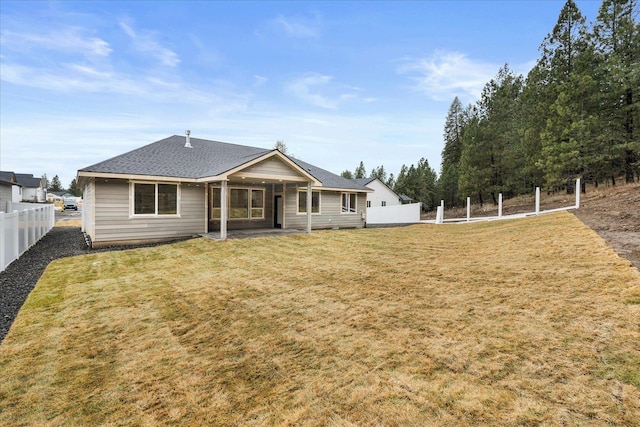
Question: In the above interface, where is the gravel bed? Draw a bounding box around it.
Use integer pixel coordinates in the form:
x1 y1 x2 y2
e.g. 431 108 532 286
0 227 189 343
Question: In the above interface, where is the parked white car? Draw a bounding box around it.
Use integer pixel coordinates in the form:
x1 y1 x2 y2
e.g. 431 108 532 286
64 198 78 210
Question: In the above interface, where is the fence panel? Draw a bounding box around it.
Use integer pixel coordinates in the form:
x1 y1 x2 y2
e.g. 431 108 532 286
367 203 422 225
0 204 55 272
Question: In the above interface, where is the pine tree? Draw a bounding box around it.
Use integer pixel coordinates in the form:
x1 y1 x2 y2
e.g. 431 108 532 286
591 0 640 183
68 178 81 197
48 175 63 192
386 173 396 189
354 161 367 179
341 170 354 179
537 0 592 191
439 97 465 207
458 107 491 206
370 165 387 182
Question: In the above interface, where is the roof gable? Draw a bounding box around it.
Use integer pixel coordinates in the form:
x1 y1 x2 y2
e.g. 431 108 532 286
227 151 318 184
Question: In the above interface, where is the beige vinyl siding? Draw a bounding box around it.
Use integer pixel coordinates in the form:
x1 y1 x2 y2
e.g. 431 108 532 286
92 178 205 246
284 186 366 229
0 183 12 208
82 178 95 239
232 157 303 179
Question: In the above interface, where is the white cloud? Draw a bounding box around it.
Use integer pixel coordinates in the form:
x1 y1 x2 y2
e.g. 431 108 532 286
119 19 180 67
0 28 112 57
271 14 321 38
287 74 337 109
397 50 499 102
0 60 248 108
286 74 369 110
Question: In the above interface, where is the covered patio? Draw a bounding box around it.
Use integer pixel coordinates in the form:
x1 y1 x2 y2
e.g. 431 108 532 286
204 152 320 240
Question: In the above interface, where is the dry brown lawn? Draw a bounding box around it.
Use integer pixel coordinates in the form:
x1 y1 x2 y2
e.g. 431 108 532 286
1 212 639 426
54 219 82 228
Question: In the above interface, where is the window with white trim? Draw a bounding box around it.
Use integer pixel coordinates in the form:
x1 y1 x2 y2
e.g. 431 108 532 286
297 190 320 214
341 192 357 213
211 186 265 220
366 200 371 208
251 189 264 218
211 187 221 219
382 201 386 207
132 182 179 216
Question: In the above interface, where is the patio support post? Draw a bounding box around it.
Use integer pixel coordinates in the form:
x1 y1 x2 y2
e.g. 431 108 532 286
220 180 228 240
306 182 312 233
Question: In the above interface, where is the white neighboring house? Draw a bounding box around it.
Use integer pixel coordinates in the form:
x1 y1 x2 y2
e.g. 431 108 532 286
0 172 22 211
353 177 421 225
352 177 401 208
15 174 47 203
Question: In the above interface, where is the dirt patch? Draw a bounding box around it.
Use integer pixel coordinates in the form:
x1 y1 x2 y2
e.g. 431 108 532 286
572 182 640 270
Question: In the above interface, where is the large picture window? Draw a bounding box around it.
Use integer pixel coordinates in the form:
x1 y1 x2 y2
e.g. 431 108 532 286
133 182 178 216
212 187 264 220
297 190 320 214
341 192 357 213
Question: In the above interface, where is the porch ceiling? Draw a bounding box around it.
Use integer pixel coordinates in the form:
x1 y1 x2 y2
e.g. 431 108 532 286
227 173 310 185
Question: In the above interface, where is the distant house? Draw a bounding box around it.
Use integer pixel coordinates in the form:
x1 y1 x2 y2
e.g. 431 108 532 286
350 178 421 225
399 194 413 204
77 134 371 247
47 191 74 203
0 171 22 209
14 174 47 203
352 177 401 208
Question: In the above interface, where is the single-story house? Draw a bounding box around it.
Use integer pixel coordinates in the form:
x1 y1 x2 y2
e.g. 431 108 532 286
352 177 402 208
14 173 47 203
77 134 371 247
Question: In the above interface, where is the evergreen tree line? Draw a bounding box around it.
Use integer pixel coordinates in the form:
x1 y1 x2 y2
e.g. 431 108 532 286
440 0 639 207
341 160 439 211
344 0 638 211
42 174 82 197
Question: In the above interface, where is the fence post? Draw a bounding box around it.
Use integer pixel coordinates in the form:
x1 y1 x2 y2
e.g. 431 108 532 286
535 187 540 215
13 211 19 264
0 213 5 271
498 193 503 217
436 206 442 224
575 178 581 209
466 197 471 222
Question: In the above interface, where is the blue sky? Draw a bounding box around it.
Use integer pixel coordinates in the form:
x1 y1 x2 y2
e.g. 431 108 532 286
0 1 602 188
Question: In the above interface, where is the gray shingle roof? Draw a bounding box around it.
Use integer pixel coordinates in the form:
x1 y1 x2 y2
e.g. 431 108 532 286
352 177 375 187
0 171 16 183
15 174 43 188
79 135 368 191
80 136 269 179
289 158 371 191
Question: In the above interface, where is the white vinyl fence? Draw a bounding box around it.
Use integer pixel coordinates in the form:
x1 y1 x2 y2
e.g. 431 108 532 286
1 202 55 272
431 179 581 224
366 202 422 225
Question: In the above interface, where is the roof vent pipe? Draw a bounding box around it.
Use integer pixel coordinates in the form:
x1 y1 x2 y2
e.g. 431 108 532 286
185 130 193 148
